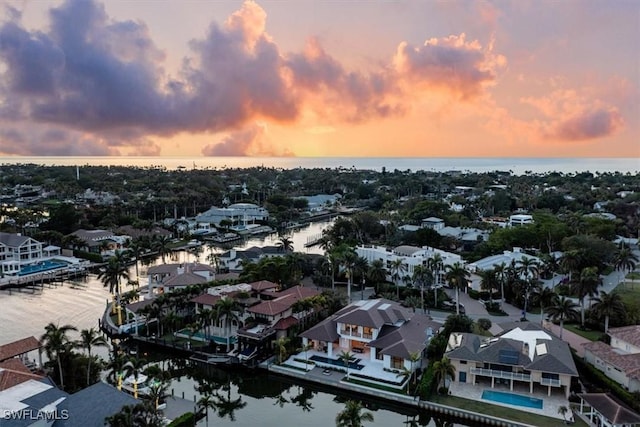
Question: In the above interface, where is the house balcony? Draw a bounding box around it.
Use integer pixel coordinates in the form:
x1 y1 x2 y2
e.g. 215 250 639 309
471 368 531 382
340 329 362 338
540 378 562 387
237 324 275 340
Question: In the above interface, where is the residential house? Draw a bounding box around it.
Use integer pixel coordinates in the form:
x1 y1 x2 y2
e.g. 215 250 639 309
583 325 640 392
69 229 120 256
0 358 138 427
356 245 462 286
422 217 445 230
445 323 578 398
576 393 640 427
195 203 269 227
0 233 43 276
509 214 534 226
147 262 217 296
236 286 320 361
219 246 286 272
469 247 541 274
300 299 440 376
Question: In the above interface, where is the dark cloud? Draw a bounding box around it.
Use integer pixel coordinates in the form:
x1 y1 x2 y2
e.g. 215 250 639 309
553 108 623 141
0 127 119 155
0 0 508 155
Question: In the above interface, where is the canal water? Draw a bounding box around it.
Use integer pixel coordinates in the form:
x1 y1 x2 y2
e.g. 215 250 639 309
0 219 468 426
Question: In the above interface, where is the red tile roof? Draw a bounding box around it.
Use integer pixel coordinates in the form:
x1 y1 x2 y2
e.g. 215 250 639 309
609 325 640 348
248 300 290 316
191 293 222 306
249 280 278 291
0 337 40 362
273 316 298 330
0 359 44 391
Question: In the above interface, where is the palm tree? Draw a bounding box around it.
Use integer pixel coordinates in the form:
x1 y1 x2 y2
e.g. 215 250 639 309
338 350 354 380
367 259 386 292
444 262 470 315
40 322 77 390
146 381 169 413
478 269 498 298
517 257 540 319
591 291 625 334
197 393 217 426
154 235 172 263
494 262 507 310
98 253 130 325
388 259 407 299
531 287 556 326
339 248 358 303
560 250 582 283
545 296 579 339
78 327 108 386
126 238 145 280
275 337 290 364
433 357 456 392
123 357 147 399
615 244 639 288
277 235 294 252
575 266 601 327
214 297 240 352
335 400 374 427
558 405 569 423
412 265 432 313
353 256 369 300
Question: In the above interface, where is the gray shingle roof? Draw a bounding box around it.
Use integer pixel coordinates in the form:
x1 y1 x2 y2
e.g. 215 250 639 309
0 232 31 247
333 299 412 329
55 382 138 427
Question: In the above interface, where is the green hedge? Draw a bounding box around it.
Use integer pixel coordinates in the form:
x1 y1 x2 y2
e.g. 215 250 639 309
73 250 103 263
167 412 195 427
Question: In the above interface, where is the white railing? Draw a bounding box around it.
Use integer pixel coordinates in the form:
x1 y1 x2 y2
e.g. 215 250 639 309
471 368 531 382
540 378 561 387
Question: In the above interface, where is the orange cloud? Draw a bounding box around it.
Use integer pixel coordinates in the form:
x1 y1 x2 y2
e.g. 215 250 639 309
201 123 293 156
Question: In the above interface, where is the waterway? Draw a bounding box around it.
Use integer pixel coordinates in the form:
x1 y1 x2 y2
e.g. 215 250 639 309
0 219 473 426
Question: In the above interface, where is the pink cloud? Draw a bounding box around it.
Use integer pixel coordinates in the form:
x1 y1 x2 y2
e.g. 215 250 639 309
201 123 292 156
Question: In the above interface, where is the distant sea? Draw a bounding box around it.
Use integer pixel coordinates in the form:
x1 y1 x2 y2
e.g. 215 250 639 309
0 156 638 176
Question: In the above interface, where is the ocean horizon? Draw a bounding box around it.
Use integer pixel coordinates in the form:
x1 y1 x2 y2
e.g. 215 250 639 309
0 156 638 176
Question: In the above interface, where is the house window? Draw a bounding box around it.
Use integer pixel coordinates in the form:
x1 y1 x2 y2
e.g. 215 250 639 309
363 327 373 339
542 372 559 380
375 350 383 360
460 360 467 365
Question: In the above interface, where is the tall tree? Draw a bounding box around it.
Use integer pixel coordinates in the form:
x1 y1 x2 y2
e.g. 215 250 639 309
575 266 601 327
615 244 639 289
214 297 240 352
591 291 625 334
338 350 354 380
98 252 130 325
444 262 470 315
412 265 432 313
78 327 108 386
388 259 407 299
40 322 78 390
335 400 374 427
433 357 456 391
544 296 579 339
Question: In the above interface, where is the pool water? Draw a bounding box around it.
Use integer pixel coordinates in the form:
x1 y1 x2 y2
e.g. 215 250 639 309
310 355 364 370
481 389 543 409
18 260 68 276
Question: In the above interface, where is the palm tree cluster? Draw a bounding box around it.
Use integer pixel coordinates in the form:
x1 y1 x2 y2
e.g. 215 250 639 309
40 324 108 392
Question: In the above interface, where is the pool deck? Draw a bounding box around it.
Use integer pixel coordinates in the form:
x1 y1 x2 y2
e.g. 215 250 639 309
449 381 569 420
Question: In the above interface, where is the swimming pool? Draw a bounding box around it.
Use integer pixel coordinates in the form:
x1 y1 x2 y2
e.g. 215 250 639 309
18 260 68 276
481 390 543 409
310 355 364 370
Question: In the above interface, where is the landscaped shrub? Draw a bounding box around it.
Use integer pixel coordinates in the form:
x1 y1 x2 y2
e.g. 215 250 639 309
167 412 195 427
418 362 437 399
468 289 480 300
477 318 492 331
73 250 103 263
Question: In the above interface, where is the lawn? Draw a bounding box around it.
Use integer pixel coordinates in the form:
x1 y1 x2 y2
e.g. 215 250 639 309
616 281 640 306
429 395 588 427
563 324 604 341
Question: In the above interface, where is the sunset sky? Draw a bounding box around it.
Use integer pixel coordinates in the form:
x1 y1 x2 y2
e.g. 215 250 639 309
0 0 638 158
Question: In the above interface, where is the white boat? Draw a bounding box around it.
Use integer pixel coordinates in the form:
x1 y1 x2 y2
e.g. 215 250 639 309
121 374 160 396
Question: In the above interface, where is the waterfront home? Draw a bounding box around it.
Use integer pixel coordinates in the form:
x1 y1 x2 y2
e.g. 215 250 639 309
69 229 122 257
237 285 320 361
356 245 462 287
300 299 440 376
444 323 577 399
0 233 87 277
195 203 269 227
0 358 138 427
0 337 42 371
583 325 640 392
0 233 44 276
146 262 216 296
219 246 286 272
575 393 640 427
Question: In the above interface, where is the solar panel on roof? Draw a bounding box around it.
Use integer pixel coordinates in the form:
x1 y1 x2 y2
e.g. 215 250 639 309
378 303 391 310
498 349 519 365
